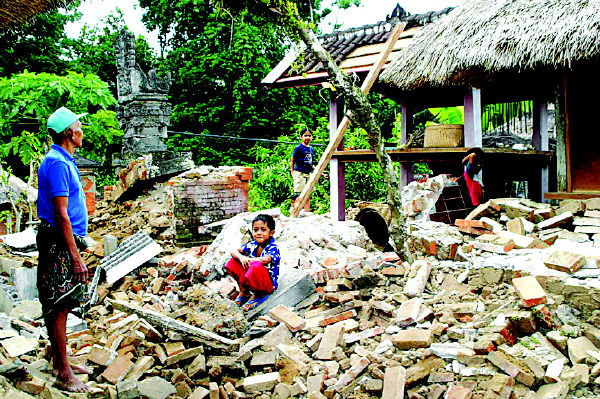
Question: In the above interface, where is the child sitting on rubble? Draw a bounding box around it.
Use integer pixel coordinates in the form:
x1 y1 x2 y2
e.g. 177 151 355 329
225 214 280 311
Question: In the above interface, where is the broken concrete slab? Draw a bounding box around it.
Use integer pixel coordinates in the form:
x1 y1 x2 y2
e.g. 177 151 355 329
403 260 432 297
138 376 176 399
102 230 163 285
247 268 316 319
1 335 36 357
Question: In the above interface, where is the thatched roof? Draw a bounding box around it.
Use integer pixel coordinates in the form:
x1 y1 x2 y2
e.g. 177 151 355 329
380 0 600 91
0 0 74 32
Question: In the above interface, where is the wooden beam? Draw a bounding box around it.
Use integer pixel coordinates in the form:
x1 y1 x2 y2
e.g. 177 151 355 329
545 192 600 200
555 74 568 192
564 74 572 192
464 88 482 147
532 99 549 202
329 95 346 221
400 101 413 187
109 299 239 351
331 147 554 163
292 22 407 217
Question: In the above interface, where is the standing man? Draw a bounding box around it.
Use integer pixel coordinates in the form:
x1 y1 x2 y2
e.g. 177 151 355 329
37 107 90 392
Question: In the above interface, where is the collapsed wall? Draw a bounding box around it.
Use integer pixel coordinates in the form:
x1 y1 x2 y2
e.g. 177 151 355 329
100 161 253 245
171 166 252 243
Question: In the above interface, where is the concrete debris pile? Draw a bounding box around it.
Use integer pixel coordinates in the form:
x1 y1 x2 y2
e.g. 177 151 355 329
3 238 600 398
2 193 600 398
196 209 378 316
401 175 450 220
90 182 177 253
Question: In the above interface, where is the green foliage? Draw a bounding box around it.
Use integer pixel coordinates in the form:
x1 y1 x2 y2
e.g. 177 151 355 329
342 122 388 203
139 1 325 165
247 126 330 215
428 106 464 125
482 101 532 133
0 210 14 234
0 71 120 178
0 8 79 77
0 131 43 168
79 110 123 164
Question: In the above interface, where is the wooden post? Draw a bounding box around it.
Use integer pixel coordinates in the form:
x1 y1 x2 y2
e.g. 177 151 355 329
464 88 483 184
291 22 407 217
330 95 346 221
464 88 482 147
400 101 413 187
554 75 568 192
533 99 549 201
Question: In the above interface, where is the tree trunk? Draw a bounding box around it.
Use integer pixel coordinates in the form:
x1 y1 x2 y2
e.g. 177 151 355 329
295 23 408 257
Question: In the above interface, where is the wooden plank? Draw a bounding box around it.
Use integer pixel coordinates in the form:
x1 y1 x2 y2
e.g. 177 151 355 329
291 22 407 217
344 35 413 58
339 52 400 70
329 96 346 221
464 88 482 147
564 73 572 192
545 192 600 200
108 299 239 351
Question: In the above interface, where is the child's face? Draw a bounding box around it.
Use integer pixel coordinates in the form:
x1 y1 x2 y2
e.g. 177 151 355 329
252 220 274 244
301 131 313 145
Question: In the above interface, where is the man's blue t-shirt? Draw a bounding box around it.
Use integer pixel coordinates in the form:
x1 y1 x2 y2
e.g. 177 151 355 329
293 144 315 173
38 145 88 237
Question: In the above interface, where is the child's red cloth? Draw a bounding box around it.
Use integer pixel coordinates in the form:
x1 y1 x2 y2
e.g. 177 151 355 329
225 258 274 296
463 170 483 206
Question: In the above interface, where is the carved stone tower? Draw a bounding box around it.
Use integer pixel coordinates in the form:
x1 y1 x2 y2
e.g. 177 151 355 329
115 29 172 154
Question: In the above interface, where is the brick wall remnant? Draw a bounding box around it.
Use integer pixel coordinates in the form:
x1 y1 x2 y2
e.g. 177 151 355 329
170 166 252 243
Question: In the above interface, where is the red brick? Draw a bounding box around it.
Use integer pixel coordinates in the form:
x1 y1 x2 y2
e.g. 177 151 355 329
484 374 515 398
512 276 547 307
101 353 134 384
382 366 406 399
269 305 306 332
318 310 357 327
381 267 406 276
455 219 493 230
458 226 492 236
322 257 339 267
543 250 586 273
391 329 433 349
315 324 345 360
446 385 472 399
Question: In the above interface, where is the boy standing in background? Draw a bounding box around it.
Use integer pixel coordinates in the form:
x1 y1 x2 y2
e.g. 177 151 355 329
290 128 315 212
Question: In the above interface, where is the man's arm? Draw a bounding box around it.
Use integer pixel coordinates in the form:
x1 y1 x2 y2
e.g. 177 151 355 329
290 156 295 175
53 196 88 283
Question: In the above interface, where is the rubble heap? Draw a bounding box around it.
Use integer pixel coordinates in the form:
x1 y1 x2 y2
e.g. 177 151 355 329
0 188 600 398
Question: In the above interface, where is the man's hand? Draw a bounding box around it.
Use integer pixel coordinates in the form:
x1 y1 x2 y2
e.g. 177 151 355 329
73 256 88 283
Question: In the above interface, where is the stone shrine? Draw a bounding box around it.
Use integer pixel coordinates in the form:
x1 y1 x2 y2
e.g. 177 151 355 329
115 29 172 154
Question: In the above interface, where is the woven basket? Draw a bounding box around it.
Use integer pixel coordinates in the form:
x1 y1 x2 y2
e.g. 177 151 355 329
424 124 464 148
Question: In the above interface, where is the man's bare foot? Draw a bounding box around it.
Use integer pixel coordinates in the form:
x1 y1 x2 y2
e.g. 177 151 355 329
53 363 92 376
54 373 89 393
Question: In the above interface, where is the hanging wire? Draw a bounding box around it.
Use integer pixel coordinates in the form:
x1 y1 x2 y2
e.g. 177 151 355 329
167 130 327 146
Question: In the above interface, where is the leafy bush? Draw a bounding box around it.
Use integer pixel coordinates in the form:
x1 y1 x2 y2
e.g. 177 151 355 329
0 71 121 180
